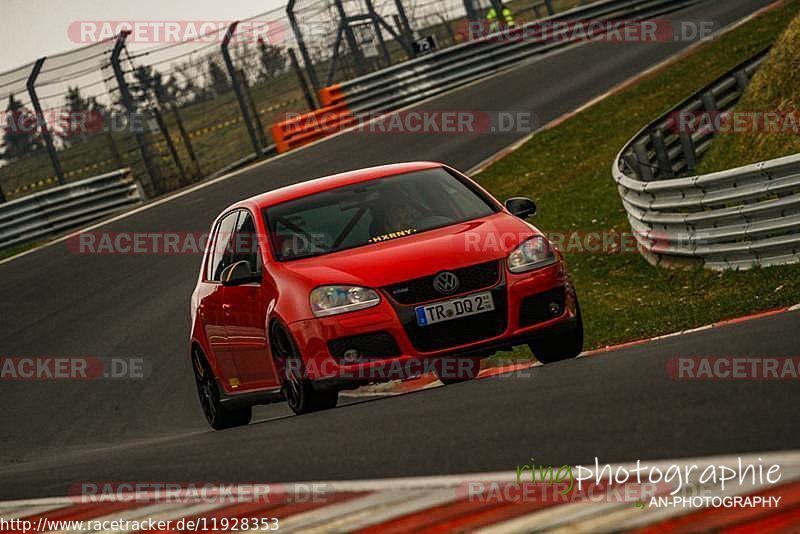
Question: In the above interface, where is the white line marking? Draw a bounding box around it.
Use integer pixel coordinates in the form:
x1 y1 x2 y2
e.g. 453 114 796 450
277 490 414 533
298 489 459 533
0 503 69 520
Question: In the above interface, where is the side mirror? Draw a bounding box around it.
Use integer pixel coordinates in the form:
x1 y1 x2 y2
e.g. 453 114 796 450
505 197 537 219
221 260 258 286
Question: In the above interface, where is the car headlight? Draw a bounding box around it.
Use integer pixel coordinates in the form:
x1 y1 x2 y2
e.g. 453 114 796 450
508 236 556 273
310 286 381 317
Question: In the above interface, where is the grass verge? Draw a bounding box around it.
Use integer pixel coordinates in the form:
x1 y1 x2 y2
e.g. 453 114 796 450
480 0 800 365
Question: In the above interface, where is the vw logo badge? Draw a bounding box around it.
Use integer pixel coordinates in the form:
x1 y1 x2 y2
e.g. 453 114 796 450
433 271 460 295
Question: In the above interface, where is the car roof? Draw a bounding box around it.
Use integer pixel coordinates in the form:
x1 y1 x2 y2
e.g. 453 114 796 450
228 161 444 213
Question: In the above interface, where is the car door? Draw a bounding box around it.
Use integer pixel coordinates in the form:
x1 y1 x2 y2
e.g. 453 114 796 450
221 209 279 390
201 211 242 385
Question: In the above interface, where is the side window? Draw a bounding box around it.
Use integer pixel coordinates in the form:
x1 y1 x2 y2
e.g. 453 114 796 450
231 211 262 273
206 211 240 282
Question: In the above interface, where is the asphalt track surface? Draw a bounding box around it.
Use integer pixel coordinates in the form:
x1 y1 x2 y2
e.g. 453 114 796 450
1 0 797 500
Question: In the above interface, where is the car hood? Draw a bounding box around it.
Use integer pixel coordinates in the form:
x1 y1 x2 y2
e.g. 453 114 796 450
277 212 539 288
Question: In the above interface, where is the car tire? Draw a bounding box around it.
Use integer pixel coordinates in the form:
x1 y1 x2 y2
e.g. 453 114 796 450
191 348 252 430
529 300 584 364
271 324 339 415
434 358 481 385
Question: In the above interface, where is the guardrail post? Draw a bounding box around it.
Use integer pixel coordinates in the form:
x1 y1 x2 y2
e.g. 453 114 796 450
701 91 719 133
0 184 6 204
221 22 263 156
544 0 555 15
288 48 318 110
733 70 750 93
27 58 66 186
287 0 321 93
111 31 160 197
633 139 654 181
650 129 674 178
622 154 642 178
679 131 698 173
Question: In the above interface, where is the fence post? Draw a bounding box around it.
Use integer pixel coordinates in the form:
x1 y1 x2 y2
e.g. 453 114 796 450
544 0 555 15
334 0 367 76
152 106 187 186
106 130 124 169
287 0 321 93
238 69 269 150
393 0 415 50
463 0 480 22
289 48 318 110
221 22 263 156
364 0 392 67
27 58 66 186
0 184 5 203
111 31 160 197
170 104 202 179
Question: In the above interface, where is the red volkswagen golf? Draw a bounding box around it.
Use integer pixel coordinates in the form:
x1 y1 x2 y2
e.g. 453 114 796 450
190 162 583 429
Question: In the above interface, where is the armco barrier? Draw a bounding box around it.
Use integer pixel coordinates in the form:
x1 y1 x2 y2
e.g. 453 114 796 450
613 49 800 270
0 169 144 251
269 0 700 152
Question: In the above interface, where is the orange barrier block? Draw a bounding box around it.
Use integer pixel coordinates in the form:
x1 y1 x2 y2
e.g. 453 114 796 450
270 101 356 153
318 84 346 107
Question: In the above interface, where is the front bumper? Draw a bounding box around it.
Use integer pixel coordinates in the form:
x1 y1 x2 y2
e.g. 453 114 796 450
286 261 578 388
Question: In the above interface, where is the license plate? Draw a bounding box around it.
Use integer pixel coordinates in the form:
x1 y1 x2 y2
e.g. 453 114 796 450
415 292 495 326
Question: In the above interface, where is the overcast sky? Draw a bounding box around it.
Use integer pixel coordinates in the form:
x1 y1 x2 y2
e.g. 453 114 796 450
1 0 288 72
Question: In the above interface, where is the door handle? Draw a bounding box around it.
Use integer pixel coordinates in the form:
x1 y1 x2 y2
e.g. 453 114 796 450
222 304 233 314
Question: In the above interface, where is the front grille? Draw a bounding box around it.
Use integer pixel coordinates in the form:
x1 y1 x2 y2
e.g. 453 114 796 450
519 287 566 327
402 289 508 352
328 331 401 360
384 260 501 305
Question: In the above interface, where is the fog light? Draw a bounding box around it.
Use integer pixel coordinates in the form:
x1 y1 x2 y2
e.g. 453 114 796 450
342 349 362 364
549 302 562 316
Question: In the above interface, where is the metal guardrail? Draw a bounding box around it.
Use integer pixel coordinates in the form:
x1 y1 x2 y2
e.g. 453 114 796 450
613 50 800 270
330 0 702 115
0 169 144 251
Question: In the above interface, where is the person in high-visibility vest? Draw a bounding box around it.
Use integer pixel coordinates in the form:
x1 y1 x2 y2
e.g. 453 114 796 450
486 3 516 32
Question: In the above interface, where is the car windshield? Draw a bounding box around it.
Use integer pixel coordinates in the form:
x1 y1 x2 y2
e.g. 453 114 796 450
264 167 498 261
